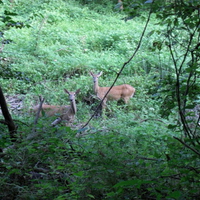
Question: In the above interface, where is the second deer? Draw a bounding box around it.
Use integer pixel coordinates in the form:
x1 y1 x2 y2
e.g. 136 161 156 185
32 89 80 126
90 71 135 109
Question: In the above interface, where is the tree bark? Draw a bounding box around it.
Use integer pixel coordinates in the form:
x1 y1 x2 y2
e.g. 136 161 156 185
0 86 17 142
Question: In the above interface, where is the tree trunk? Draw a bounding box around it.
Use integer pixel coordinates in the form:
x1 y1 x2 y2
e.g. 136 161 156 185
0 86 17 142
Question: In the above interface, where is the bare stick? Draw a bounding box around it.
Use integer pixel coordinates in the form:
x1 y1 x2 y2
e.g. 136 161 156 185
34 96 45 125
82 3 153 128
173 136 200 156
0 86 17 141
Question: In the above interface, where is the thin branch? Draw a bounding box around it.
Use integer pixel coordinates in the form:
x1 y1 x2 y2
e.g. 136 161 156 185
33 16 49 52
0 119 8 125
173 136 200 156
160 173 181 180
135 156 159 161
167 18 199 139
140 118 168 124
0 86 17 142
82 3 154 128
34 96 45 125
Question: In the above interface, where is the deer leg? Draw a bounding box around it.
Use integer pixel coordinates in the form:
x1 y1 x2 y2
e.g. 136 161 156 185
102 99 107 109
123 97 130 104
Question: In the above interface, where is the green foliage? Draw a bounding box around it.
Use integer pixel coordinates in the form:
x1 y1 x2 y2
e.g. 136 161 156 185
0 0 200 199
2 118 199 199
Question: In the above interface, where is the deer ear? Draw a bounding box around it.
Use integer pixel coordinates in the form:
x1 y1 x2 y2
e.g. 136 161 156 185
75 89 80 95
98 71 103 76
64 89 69 94
89 71 93 76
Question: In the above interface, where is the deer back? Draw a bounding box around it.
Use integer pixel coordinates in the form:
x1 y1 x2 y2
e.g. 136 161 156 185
107 84 135 100
97 84 135 102
32 104 70 117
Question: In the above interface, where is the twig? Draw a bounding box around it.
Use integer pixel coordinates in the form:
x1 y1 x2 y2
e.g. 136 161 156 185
33 15 49 52
0 119 8 125
0 86 17 141
0 43 5 53
160 173 181 180
33 96 45 125
140 118 168 124
173 136 200 156
82 2 154 128
135 156 159 161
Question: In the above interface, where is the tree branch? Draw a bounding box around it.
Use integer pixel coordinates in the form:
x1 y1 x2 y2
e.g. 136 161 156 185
0 86 17 142
82 2 154 128
173 136 200 156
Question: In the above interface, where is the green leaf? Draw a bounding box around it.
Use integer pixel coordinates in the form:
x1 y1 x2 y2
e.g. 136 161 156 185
168 124 177 129
8 168 21 175
56 166 65 170
87 194 95 199
167 191 181 199
73 171 84 177
113 180 140 188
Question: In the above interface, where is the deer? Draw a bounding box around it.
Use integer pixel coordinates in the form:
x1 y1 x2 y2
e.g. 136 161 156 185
89 71 135 109
31 89 80 126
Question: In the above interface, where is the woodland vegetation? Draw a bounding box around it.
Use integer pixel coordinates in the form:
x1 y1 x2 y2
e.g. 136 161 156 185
0 0 199 199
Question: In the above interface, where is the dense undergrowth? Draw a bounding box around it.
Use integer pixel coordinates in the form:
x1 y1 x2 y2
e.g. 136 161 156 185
0 0 200 199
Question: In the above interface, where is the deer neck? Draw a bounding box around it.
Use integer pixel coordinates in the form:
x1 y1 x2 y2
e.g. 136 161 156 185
70 99 77 114
94 80 100 94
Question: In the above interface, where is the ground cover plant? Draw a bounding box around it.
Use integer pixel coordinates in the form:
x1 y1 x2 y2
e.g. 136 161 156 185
0 0 200 199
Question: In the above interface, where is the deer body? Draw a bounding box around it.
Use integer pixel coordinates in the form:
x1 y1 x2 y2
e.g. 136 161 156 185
90 71 135 108
32 89 80 126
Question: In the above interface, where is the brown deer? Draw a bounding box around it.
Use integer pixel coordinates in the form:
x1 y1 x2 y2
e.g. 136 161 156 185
32 89 80 126
89 71 135 109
